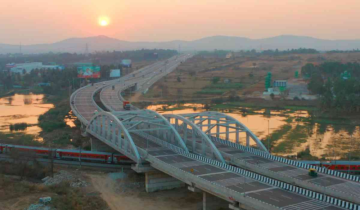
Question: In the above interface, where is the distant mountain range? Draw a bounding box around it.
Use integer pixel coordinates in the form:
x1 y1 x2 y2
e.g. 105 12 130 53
1 35 360 54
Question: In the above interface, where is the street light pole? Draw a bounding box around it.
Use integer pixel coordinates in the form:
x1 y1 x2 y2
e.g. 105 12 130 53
349 134 353 174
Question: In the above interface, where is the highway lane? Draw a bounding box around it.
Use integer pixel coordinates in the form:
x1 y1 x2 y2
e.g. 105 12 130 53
100 54 191 112
128 134 344 210
71 55 188 123
171 124 360 204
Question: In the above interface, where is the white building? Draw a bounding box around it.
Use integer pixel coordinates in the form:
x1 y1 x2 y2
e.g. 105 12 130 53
10 62 63 74
110 69 121 78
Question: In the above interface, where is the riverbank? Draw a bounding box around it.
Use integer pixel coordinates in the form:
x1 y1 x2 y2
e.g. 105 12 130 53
0 89 86 149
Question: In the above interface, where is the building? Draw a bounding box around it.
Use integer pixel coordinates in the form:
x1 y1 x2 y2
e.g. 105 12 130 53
121 59 132 68
273 80 287 88
9 62 64 75
110 69 121 78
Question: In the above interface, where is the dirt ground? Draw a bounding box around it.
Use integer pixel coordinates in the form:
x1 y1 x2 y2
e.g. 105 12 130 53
0 165 204 210
89 171 203 210
139 52 360 102
0 191 55 210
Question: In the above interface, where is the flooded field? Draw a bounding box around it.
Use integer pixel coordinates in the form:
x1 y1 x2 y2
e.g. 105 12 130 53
0 94 54 139
147 103 360 160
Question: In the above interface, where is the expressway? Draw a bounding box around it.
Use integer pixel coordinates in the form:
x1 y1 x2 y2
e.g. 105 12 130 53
71 55 356 210
100 54 189 112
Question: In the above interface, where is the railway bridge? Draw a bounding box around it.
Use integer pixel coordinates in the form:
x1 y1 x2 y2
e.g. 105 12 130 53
71 55 360 210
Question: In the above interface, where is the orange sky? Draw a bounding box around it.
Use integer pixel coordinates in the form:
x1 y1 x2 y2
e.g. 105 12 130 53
1 0 360 45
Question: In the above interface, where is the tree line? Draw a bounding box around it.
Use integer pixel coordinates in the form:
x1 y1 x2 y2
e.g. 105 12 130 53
197 48 319 58
0 49 178 67
302 62 360 112
0 49 178 94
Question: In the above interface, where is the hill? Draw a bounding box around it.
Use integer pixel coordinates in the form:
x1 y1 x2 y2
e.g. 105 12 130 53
2 35 360 54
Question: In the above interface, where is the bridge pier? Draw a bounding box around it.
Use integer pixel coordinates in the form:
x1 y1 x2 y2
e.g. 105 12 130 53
189 187 232 210
145 170 185 192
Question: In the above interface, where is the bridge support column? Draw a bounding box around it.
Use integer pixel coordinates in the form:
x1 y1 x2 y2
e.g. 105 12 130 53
145 170 185 192
189 187 230 210
203 192 206 210
90 138 117 153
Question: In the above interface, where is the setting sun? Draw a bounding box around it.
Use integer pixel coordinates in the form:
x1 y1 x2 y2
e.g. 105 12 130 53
98 17 110 27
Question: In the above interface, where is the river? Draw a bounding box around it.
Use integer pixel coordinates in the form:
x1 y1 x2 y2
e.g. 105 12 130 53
0 94 54 140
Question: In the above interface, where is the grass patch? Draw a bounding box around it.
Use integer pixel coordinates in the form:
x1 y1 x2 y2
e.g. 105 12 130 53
297 147 319 160
38 100 69 132
206 83 243 89
0 132 43 146
283 106 319 111
196 89 226 95
273 125 308 153
263 124 292 150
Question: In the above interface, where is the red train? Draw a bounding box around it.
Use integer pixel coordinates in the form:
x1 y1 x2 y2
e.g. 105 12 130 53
300 161 360 172
0 144 132 164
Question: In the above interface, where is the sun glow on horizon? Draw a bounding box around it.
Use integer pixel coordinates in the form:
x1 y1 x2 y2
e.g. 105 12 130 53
98 17 110 27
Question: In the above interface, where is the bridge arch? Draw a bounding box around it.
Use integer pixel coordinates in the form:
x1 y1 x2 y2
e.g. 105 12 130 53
164 114 225 163
86 111 142 163
114 110 189 153
182 111 268 152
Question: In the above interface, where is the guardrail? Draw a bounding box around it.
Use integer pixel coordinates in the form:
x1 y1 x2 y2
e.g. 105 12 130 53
134 131 358 209
70 84 92 124
211 136 360 183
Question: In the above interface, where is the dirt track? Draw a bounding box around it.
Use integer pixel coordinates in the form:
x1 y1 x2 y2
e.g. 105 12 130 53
89 173 202 210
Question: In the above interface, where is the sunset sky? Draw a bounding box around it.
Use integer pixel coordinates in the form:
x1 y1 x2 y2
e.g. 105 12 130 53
1 0 360 45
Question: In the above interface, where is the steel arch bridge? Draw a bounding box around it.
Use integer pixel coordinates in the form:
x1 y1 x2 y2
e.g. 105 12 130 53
112 109 188 152
164 114 226 163
86 109 192 164
87 111 142 163
179 111 268 152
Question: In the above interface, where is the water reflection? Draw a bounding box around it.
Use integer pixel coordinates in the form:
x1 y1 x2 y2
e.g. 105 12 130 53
0 94 54 137
146 103 360 160
65 110 77 128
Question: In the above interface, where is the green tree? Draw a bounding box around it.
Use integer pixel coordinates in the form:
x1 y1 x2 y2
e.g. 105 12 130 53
212 77 220 84
301 63 317 78
307 72 324 94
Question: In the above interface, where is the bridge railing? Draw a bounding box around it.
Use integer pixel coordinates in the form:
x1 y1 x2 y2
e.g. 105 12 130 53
87 112 142 163
211 136 360 184
70 84 92 125
137 130 357 209
143 150 282 210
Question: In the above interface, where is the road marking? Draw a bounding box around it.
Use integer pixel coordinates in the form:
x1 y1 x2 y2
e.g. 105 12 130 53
281 195 293 199
269 197 280 202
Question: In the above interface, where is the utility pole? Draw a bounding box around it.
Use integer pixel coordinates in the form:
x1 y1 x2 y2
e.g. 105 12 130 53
79 139 82 169
268 119 270 153
68 80 71 98
49 141 54 178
